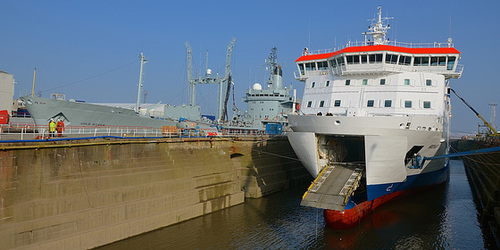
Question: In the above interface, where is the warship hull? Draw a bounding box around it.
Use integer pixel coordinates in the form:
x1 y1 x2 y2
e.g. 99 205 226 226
20 96 178 128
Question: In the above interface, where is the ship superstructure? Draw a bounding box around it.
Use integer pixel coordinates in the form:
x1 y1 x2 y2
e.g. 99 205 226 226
229 47 295 133
287 6 463 228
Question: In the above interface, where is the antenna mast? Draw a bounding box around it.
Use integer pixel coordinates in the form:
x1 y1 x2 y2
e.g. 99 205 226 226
363 6 393 45
185 43 195 106
135 52 147 112
31 68 36 97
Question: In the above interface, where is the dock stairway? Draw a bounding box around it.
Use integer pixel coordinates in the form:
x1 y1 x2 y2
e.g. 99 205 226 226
301 163 364 211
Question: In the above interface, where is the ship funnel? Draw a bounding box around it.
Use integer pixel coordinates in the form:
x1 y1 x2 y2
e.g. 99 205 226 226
270 65 283 90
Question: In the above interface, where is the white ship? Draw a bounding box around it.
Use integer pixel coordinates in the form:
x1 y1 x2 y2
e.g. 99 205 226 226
287 6 463 228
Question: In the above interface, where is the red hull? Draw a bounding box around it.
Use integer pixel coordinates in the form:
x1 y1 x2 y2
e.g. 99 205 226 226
324 182 446 229
324 191 403 229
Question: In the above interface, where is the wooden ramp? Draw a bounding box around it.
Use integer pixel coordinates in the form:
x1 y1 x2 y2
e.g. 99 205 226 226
301 163 363 211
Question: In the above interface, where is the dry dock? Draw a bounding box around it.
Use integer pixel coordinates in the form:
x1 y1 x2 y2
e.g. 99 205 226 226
0 136 310 249
454 138 500 248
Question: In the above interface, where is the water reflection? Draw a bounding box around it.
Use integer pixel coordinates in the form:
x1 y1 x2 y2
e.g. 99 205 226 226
96 160 485 249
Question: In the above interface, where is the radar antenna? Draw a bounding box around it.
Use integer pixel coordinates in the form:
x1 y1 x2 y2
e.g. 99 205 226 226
363 6 393 45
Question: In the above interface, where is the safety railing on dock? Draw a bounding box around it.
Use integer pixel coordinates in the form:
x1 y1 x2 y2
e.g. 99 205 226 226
0 124 272 141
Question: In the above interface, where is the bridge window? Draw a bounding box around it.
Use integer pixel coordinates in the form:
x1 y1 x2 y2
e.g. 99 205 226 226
362 79 368 85
319 100 325 107
447 56 456 70
385 100 392 107
334 100 341 107
439 57 447 66
329 59 337 69
353 55 360 64
426 79 432 86
307 101 312 108
326 81 330 87
414 56 430 66
305 62 316 71
431 57 438 66
414 57 421 66
361 55 368 64
299 64 305 75
380 79 386 85
367 100 374 107
346 55 353 64
345 79 351 86
404 79 410 85
405 100 412 108
336 57 345 66
423 101 431 109
369 54 383 64
399 55 411 66
386 53 398 64
346 55 360 64
318 61 328 70
422 57 429 66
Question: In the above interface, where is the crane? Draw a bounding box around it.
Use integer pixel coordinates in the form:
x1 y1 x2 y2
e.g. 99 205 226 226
451 88 499 136
185 38 236 122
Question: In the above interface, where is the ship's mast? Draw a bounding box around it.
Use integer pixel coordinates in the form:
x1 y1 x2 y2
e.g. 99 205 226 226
363 6 393 45
267 47 278 89
185 43 195 106
31 68 36 97
135 52 147 113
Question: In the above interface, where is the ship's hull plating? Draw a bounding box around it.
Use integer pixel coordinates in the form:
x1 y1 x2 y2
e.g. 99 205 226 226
20 96 178 128
287 114 449 228
326 162 449 229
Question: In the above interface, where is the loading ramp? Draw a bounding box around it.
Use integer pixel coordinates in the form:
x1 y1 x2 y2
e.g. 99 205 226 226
301 163 364 211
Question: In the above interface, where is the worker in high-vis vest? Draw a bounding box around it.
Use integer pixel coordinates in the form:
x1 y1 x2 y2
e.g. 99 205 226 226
49 119 56 137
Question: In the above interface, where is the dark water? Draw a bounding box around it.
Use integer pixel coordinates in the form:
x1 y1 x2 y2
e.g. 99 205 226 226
98 160 487 249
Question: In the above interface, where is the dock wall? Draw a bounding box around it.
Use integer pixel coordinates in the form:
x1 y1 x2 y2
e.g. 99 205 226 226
454 139 500 248
0 136 311 249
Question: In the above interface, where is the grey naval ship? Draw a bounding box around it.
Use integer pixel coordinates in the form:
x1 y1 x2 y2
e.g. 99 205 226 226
224 47 297 134
20 53 201 129
21 46 296 134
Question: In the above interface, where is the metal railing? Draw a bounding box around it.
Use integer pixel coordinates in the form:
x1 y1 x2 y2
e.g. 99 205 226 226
0 124 278 141
304 40 455 56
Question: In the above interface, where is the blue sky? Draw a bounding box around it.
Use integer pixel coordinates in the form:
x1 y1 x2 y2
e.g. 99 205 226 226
1 0 499 135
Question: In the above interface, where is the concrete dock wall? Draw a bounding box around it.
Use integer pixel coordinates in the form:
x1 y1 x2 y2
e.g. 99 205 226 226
0 136 310 249
454 139 500 248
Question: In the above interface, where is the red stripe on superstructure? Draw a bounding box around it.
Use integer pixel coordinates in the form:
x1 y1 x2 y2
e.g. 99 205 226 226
295 45 461 62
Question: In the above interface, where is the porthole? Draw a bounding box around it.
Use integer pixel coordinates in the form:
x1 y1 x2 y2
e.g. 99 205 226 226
334 120 341 125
